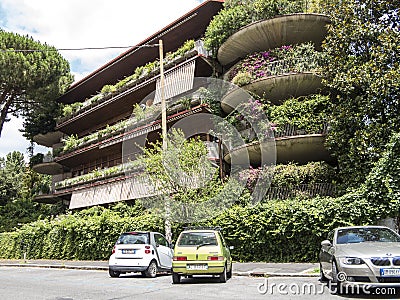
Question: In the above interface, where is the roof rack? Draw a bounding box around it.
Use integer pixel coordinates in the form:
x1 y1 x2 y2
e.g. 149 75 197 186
183 226 222 231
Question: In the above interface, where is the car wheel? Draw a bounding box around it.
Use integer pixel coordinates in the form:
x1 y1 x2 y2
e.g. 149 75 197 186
172 272 181 284
227 263 232 279
319 263 328 282
108 269 120 278
144 261 157 278
219 266 227 283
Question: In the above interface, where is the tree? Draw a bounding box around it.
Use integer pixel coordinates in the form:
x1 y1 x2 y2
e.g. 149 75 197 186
0 30 73 139
0 151 25 206
322 0 400 187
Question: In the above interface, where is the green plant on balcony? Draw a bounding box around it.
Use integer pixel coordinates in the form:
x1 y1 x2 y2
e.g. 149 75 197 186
223 94 329 144
57 96 201 156
266 94 330 134
55 160 142 190
228 43 324 85
204 0 323 53
239 161 337 192
60 40 197 120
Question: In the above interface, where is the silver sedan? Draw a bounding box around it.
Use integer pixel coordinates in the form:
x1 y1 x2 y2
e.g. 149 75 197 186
319 226 400 292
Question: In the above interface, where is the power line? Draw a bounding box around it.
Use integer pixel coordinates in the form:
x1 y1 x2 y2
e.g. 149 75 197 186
0 43 160 53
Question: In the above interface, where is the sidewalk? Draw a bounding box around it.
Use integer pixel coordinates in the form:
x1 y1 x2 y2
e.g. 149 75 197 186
0 259 319 277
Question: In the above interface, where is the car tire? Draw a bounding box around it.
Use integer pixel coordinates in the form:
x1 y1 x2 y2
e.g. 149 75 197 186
144 261 158 278
219 266 227 283
319 263 328 282
108 269 120 278
172 272 181 284
227 263 232 279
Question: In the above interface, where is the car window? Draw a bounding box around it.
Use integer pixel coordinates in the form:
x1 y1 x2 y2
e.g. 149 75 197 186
116 232 149 245
336 228 400 244
178 232 218 246
154 234 169 247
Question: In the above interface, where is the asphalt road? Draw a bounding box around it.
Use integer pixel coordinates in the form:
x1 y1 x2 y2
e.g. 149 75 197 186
0 267 398 300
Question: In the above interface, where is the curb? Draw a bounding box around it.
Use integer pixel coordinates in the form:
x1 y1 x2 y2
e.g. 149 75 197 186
0 263 318 277
0 263 108 271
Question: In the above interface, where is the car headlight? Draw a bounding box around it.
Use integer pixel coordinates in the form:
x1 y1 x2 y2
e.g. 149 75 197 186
341 257 365 265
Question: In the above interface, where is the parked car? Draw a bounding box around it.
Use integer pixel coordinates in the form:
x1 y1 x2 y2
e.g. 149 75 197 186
319 225 400 291
108 231 173 278
172 228 233 284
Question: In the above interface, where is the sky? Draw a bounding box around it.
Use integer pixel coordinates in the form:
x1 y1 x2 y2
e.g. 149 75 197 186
0 0 206 159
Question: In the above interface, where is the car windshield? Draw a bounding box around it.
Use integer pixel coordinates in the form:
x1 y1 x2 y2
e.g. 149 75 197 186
336 228 400 244
178 232 217 247
116 232 149 245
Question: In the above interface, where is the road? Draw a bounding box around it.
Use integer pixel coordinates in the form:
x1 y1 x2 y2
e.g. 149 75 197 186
0 267 397 299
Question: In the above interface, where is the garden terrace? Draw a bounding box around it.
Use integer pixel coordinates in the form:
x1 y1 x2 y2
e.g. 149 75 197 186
32 153 67 175
56 55 214 136
224 124 332 165
221 73 323 113
53 104 211 170
217 14 330 67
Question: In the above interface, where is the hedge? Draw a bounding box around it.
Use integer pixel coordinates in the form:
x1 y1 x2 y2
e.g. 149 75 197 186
0 192 386 262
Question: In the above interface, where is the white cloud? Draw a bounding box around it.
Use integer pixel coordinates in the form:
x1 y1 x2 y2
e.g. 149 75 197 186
0 0 206 158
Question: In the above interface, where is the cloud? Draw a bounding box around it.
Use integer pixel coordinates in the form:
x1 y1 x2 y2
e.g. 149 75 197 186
0 0 206 156
1 0 206 80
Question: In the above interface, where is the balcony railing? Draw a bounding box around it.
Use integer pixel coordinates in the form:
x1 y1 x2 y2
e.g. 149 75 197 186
264 183 336 201
230 56 323 87
58 98 203 156
57 40 207 125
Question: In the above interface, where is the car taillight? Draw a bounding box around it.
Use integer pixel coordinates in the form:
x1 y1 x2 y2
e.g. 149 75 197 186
207 256 224 261
173 256 187 261
112 246 116 254
144 245 151 254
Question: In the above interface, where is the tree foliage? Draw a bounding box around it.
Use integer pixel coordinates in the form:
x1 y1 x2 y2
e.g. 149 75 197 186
0 151 65 232
322 0 400 186
0 30 73 139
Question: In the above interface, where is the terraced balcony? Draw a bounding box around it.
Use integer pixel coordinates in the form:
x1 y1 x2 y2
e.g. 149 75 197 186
221 56 324 113
33 131 63 147
217 13 330 67
224 124 332 165
32 153 67 175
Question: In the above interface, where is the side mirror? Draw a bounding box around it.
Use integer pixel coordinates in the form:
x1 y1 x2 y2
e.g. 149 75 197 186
229 245 234 250
321 240 332 247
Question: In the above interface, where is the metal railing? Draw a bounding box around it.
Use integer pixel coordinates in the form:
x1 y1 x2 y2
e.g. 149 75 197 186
263 182 336 201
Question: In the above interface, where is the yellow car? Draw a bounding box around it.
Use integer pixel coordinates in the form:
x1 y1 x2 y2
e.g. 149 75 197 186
172 228 233 283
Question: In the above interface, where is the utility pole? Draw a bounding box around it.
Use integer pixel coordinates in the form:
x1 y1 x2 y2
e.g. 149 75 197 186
159 40 172 244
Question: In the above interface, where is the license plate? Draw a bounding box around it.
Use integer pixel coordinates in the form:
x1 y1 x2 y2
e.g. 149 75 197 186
122 249 136 254
380 268 400 276
186 264 208 270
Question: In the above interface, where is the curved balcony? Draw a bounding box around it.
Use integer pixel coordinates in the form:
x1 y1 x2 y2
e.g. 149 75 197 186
224 134 331 165
224 123 332 165
33 131 63 147
217 13 330 66
221 72 323 113
32 154 67 175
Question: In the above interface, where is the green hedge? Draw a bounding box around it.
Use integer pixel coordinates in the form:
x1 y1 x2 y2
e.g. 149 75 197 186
0 192 388 262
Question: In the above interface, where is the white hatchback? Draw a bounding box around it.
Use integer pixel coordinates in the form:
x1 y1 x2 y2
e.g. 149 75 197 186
108 231 173 278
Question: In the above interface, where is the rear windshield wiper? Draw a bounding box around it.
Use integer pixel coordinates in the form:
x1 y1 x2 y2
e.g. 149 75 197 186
196 243 212 249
